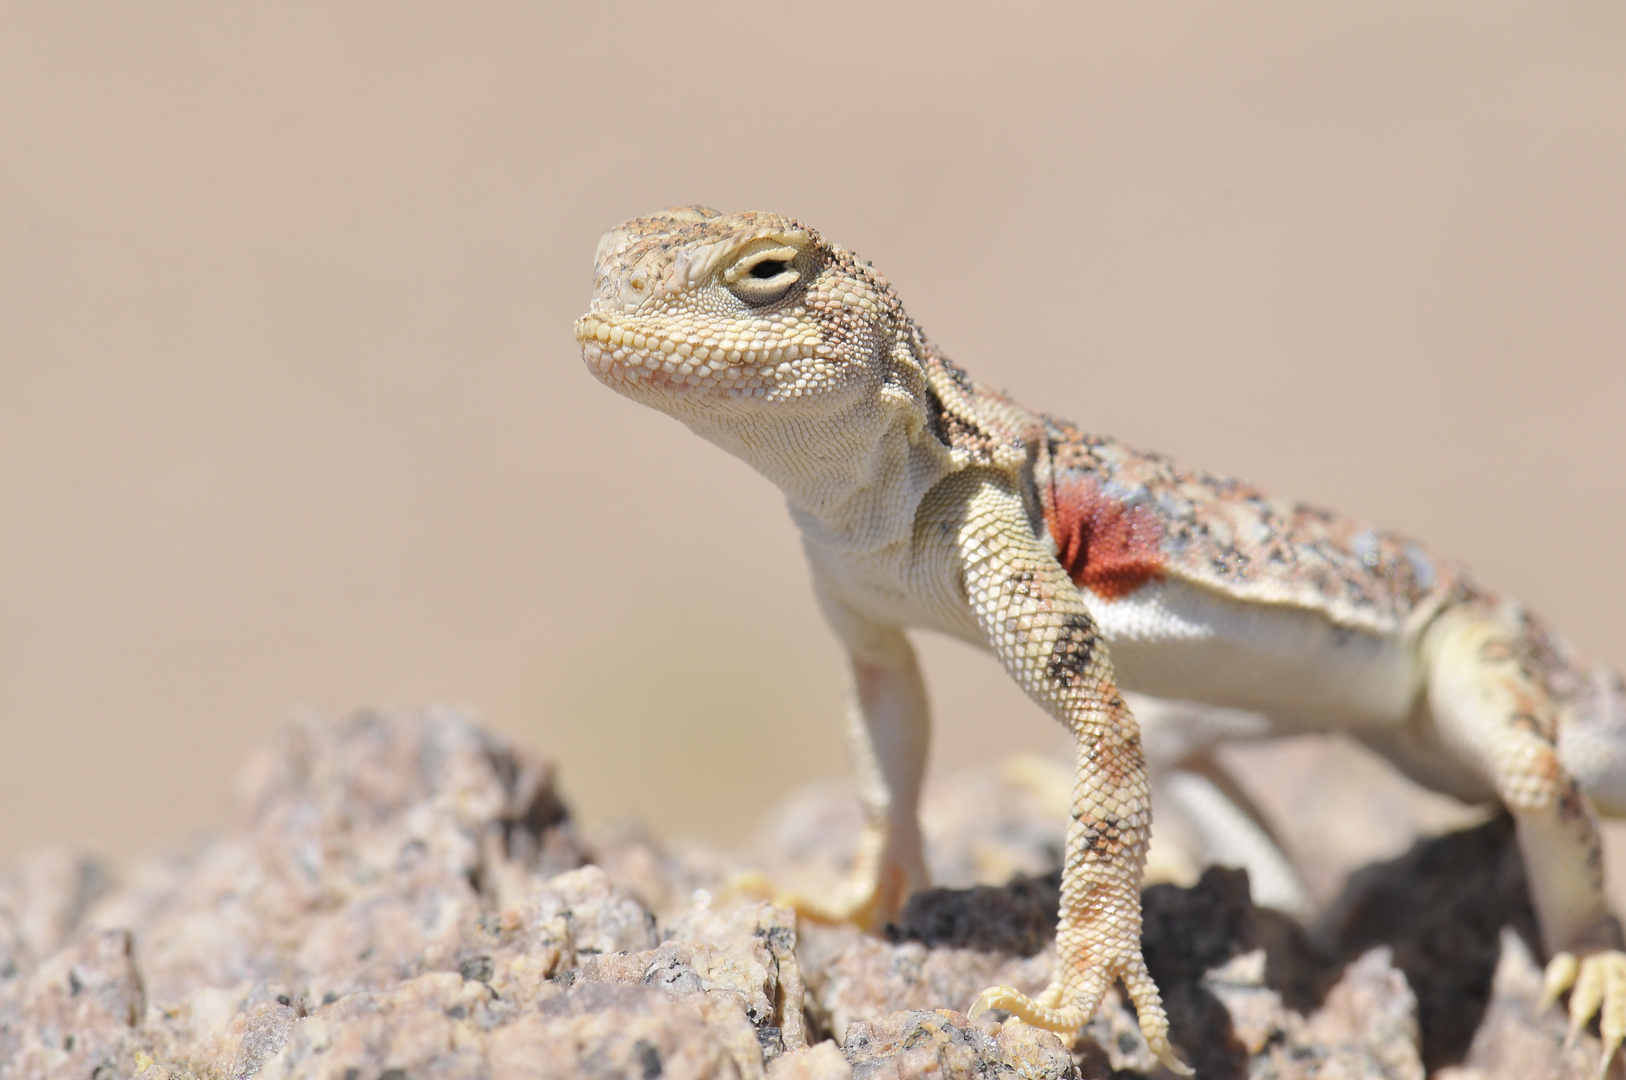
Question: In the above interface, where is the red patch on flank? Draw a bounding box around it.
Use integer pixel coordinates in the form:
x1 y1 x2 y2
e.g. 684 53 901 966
1044 472 1165 600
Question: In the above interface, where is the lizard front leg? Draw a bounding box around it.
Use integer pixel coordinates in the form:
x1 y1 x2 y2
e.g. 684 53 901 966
931 471 1190 1074
791 589 931 927
1424 604 1626 1072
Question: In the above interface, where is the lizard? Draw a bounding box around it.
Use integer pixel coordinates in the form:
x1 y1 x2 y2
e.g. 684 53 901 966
574 206 1626 1073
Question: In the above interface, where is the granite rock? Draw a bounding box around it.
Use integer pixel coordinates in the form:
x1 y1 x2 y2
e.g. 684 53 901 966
0 709 1612 1078
0 711 803 1079
842 1009 1079 1080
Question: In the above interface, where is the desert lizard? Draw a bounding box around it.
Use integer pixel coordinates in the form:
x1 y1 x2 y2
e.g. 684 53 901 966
575 206 1626 1073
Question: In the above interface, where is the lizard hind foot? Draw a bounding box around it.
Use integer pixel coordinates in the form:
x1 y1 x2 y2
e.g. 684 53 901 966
1543 949 1626 1077
967 983 1193 1076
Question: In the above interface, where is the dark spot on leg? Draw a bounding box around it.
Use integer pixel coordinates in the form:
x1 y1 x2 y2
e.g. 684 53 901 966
1047 613 1096 687
1069 816 1127 863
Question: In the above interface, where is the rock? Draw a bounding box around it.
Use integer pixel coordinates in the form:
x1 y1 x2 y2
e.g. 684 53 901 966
808 929 1054 1046
1441 928 1596 1080
805 870 1061 1044
888 871 1061 957
1314 812 1537 1070
0 928 142 1080
748 759 1067 902
0 711 806 1078
0 709 1610 1078
0 848 108 980
841 1009 1079 1080
769 1040 853 1080
807 863 1428 1079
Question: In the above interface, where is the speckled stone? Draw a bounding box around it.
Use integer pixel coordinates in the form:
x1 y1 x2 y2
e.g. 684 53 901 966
0 710 1607 1079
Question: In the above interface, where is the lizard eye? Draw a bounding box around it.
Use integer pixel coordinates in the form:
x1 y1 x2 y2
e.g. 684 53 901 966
725 245 802 306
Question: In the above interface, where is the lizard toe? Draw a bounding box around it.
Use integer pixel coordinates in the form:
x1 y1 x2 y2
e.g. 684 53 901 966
967 982 1086 1034
1542 950 1579 1012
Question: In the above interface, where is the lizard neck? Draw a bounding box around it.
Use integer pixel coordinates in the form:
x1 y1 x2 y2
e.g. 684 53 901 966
681 376 961 555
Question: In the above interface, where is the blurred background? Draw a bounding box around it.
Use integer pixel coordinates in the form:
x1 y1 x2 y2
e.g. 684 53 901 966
1 3 1623 863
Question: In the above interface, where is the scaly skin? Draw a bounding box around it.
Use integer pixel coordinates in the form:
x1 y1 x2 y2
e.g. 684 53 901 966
576 207 1626 1073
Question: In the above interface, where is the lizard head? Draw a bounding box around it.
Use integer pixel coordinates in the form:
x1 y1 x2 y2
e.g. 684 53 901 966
575 207 919 422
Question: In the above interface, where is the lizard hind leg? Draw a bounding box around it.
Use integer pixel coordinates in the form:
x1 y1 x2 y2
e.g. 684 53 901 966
1425 603 1626 1074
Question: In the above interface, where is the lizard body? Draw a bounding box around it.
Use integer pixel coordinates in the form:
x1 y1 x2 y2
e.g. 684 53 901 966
576 207 1626 1071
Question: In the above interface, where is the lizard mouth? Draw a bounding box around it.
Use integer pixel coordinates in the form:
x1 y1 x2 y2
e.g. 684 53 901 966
575 314 822 398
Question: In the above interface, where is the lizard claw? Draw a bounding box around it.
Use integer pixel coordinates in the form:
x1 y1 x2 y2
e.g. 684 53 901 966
966 983 1022 1023
1542 950 1579 1013
1544 949 1626 1076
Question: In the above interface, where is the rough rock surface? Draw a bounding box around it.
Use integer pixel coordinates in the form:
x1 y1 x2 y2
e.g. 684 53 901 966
0 709 1609 1079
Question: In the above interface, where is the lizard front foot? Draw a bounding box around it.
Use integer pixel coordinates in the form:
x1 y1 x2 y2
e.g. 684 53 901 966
1542 949 1626 1076
968 964 1192 1075
726 824 920 931
731 865 909 930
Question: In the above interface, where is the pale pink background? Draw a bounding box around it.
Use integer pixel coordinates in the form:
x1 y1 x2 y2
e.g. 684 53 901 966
2 4 1623 861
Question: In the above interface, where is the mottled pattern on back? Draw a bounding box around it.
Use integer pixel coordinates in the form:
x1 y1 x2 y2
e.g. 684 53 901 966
1038 415 1457 634
918 348 1458 634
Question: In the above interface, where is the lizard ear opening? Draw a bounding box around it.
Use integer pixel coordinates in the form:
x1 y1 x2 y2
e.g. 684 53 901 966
724 244 803 306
